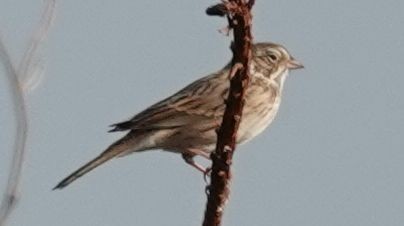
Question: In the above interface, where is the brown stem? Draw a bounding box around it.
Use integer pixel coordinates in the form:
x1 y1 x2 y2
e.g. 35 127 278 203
202 1 254 226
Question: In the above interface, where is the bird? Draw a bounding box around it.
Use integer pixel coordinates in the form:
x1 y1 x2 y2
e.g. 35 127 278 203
53 42 303 190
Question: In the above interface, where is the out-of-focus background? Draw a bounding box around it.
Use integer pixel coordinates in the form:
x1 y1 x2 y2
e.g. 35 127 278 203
1 1 403 226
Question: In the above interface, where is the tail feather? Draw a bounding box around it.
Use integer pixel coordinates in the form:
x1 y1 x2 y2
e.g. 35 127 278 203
108 121 133 132
53 132 136 190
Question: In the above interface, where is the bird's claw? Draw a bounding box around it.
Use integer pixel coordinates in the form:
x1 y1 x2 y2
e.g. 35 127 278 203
203 167 212 183
205 184 211 196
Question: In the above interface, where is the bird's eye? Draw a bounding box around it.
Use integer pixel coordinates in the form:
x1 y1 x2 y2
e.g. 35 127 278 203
269 54 278 61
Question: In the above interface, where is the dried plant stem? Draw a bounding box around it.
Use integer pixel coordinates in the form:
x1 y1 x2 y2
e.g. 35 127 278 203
19 0 56 92
0 1 56 225
202 1 255 226
0 36 28 226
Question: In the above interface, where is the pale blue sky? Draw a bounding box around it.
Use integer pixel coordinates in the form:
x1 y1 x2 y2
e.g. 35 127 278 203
1 1 404 226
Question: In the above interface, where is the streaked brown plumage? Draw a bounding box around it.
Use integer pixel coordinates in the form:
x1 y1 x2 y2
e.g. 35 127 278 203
54 42 303 190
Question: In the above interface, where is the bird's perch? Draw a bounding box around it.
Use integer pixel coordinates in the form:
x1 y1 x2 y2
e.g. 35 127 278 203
202 1 255 226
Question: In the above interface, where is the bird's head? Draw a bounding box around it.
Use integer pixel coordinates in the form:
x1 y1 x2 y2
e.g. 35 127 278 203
252 42 303 78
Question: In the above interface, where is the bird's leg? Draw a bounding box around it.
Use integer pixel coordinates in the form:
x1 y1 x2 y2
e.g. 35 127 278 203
183 150 212 182
187 148 211 160
191 149 212 180
181 153 209 174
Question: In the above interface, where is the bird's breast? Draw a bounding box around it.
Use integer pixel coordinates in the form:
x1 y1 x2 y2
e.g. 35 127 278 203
236 78 282 144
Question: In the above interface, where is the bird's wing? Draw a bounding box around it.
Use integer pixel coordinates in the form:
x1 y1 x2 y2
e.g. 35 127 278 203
109 71 229 132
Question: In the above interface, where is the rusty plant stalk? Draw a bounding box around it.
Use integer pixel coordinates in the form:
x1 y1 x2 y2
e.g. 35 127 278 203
202 1 255 226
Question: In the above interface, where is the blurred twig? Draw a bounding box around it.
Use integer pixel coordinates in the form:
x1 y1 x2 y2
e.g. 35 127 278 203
20 0 56 92
0 33 28 226
0 1 56 225
202 1 255 226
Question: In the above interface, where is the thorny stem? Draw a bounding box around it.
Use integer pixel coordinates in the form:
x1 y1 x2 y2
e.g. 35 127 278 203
202 1 254 226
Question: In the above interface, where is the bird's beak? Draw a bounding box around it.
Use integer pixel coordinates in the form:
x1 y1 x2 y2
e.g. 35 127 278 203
287 57 304 70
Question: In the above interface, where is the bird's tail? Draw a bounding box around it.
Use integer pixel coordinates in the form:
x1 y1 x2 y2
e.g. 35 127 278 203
53 132 137 190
